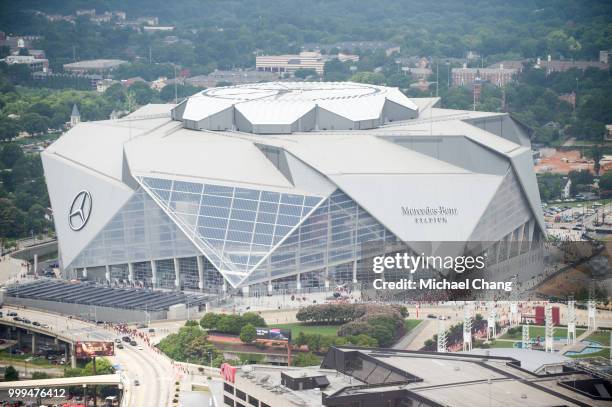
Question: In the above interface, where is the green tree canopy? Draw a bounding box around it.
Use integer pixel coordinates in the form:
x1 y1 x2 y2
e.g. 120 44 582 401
4 365 18 381
240 323 257 343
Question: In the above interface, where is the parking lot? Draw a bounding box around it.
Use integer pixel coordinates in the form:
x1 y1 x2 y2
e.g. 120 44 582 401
543 200 611 240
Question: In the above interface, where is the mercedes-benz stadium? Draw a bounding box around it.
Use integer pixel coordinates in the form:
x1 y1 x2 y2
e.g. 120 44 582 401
41 82 545 295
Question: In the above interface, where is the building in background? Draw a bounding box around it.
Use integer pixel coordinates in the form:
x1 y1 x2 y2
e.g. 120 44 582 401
185 70 280 88
63 59 128 75
43 82 544 295
452 64 518 87
1 55 49 72
303 41 400 56
256 52 326 75
69 104 81 128
535 55 609 73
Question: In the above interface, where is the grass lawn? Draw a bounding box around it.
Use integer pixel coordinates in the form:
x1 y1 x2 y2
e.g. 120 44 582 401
566 348 611 359
500 326 586 340
404 319 422 332
475 340 516 349
586 330 612 345
0 351 55 368
269 323 341 336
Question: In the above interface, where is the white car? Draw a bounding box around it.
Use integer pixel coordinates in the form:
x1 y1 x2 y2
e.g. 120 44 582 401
137 346 144 350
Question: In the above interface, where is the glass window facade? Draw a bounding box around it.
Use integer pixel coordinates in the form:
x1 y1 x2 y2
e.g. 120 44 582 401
69 188 201 269
178 257 199 290
156 259 176 289
140 176 323 286
109 264 129 283
240 189 399 286
133 261 153 287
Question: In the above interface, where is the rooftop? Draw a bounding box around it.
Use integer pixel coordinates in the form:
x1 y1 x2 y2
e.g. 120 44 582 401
224 347 610 407
63 59 127 70
173 82 419 133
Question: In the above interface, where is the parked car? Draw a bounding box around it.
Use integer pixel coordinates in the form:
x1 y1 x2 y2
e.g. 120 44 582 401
122 336 131 342
117 344 124 349
130 341 137 346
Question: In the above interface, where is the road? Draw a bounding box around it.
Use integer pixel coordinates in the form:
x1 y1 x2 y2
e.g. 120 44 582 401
0 305 174 407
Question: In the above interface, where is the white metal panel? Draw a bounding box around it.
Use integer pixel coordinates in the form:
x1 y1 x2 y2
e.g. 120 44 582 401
283 134 469 175
329 172 503 242
41 151 134 268
124 130 294 190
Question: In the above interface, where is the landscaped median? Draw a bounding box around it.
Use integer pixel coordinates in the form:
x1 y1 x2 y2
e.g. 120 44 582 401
156 304 422 369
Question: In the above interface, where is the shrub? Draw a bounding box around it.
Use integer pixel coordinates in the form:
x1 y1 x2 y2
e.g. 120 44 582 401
240 324 257 343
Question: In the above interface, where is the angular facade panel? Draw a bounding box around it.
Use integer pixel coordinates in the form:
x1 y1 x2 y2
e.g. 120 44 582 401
469 169 532 242
239 189 400 287
139 176 325 287
69 188 201 269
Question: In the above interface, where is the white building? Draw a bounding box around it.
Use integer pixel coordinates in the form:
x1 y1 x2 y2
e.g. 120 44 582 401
256 52 326 75
42 82 545 294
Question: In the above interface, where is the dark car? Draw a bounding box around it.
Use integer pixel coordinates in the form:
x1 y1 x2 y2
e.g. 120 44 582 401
130 341 137 346
7 312 17 317
122 336 131 342
32 321 41 326
117 344 124 349
13 316 22 322
22 319 31 324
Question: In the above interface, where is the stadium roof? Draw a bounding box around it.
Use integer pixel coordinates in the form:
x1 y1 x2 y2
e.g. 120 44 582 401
173 82 419 133
63 59 127 70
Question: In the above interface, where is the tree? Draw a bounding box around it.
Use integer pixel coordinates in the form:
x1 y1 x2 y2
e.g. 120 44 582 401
217 315 243 335
588 146 604 175
241 312 266 328
349 71 385 85
19 113 49 135
1 143 24 167
599 172 612 196
159 83 201 103
128 82 157 106
292 352 320 367
4 365 18 381
568 169 594 196
294 68 317 79
0 117 20 141
200 313 221 330
240 323 257 343
83 357 114 375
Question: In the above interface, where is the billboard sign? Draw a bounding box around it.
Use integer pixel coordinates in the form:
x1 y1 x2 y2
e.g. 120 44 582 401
75 341 115 358
255 327 292 342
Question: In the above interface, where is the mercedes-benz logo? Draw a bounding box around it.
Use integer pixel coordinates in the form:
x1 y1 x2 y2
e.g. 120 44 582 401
69 190 92 231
